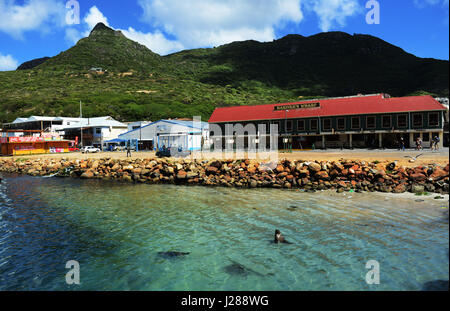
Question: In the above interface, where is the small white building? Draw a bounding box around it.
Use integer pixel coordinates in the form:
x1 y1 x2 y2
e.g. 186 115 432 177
116 119 210 151
58 116 128 148
4 116 84 136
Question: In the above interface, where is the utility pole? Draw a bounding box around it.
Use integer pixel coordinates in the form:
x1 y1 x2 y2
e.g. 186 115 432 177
80 101 83 148
284 109 292 153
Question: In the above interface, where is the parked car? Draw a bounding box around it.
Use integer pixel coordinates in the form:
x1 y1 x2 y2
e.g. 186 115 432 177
156 147 191 158
81 146 101 154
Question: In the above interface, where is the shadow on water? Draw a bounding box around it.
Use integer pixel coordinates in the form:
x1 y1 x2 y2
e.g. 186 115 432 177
421 280 449 291
421 228 449 292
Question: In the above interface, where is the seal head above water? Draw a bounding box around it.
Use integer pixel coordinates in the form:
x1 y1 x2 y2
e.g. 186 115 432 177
274 229 292 244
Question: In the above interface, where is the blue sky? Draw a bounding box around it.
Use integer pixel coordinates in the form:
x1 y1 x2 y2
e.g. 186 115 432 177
0 0 448 71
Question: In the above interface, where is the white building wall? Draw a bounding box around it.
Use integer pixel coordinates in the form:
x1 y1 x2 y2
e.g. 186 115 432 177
118 120 209 151
105 127 128 141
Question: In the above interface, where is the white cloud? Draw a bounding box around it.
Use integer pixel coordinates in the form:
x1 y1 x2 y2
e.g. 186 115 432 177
65 27 82 44
69 1 363 55
64 5 110 45
0 52 18 71
120 27 185 55
0 0 65 39
306 0 361 32
83 6 110 36
137 0 304 48
64 6 183 55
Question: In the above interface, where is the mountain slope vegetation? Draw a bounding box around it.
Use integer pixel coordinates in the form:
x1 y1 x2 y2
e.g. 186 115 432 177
0 23 447 125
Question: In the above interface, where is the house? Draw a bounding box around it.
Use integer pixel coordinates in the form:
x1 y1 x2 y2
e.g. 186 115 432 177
57 116 128 148
208 94 447 150
115 119 210 151
3 116 88 138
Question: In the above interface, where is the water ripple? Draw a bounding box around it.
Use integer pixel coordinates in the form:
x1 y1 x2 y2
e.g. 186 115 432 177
0 173 448 291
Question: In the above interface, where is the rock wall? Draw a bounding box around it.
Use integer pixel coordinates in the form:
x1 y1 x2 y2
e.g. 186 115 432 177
0 158 448 194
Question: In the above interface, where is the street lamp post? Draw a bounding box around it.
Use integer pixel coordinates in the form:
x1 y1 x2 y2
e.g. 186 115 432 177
139 121 142 151
80 101 83 148
284 109 292 153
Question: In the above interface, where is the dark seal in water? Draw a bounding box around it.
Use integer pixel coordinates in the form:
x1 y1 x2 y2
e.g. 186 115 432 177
274 229 292 244
224 261 265 277
157 251 190 258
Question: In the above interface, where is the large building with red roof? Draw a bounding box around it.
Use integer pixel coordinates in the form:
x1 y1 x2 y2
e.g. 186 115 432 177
208 94 447 150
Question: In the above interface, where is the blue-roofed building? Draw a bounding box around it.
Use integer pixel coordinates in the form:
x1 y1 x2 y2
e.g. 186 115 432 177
116 119 210 151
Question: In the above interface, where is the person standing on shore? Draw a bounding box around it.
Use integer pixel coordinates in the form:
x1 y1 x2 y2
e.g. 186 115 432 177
400 137 406 151
416 137 423 151
433 136 440 151
126 143 132 158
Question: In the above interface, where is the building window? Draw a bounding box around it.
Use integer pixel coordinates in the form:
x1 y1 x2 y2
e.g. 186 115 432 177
413 114 423 127
96 128 102 135
297 120 305 131
322 118 332 131
310 119 318 131
429 112 439 126
286 120 293 132
366 116 376 129
337 118 345 130
423 133 430 142
382 115 392 128
397 114 408 128
351 117 360 130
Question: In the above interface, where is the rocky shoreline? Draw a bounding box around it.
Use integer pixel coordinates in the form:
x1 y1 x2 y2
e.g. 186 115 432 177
0 158 449 194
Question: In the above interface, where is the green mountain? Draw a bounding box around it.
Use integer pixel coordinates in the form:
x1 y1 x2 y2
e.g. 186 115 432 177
17 57 51 70
0 23 448 125
40 23 163 72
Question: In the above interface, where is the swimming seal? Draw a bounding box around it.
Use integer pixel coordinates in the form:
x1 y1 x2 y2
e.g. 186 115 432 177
157 251 190 258
274 229 292 244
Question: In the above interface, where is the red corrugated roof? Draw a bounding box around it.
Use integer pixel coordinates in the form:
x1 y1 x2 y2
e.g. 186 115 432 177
208 94 446 123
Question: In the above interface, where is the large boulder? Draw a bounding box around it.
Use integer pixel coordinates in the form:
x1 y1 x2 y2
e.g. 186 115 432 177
410 173 426 182
206 166 219 175
315 171 330 180
411 184 425 194
308 162 322 173
176 170 187 179
393 183 407 193
429 168 448 182
275 165 285 173
81 171 94 179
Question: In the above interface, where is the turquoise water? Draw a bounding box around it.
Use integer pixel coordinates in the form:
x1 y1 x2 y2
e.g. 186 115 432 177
0 173 448 291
